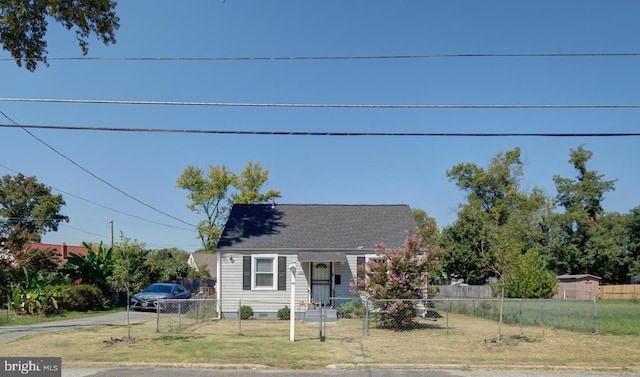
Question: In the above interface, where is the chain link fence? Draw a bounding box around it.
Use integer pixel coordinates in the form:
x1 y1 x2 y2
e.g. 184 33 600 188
153 297 599 338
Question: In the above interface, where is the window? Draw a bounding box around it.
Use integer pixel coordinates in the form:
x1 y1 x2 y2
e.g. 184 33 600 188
254 256 276 289
243 254 287 291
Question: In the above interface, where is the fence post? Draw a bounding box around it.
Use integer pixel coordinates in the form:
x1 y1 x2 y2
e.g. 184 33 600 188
593 297 599 335
238 300 242 335
364 300 370 337
519 299 523 335
320 300 326 342
446 297 449 335
539 299 543 327
156 299 160 332
195 298 199 324
178 301 182 332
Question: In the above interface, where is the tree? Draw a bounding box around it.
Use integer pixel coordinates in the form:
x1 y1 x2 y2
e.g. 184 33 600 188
441 148 552 285
143 247 190 282
0 173 68 251
177 161 280 251
504 249 558 299
626 207 640 280
549 146 623 283
231 161 281 204
111 235 147 340
0 0 119 71
443 148 554 339
354 232 436 330
61 241 113 299
412 208 442 283
177 164 235 251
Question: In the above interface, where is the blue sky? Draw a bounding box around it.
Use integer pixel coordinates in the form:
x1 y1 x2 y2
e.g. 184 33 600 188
1 1 639 252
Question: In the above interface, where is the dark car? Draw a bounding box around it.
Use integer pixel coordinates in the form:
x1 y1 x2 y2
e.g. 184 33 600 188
130 283 192 311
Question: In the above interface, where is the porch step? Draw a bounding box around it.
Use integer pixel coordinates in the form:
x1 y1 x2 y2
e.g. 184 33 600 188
304 308 337 323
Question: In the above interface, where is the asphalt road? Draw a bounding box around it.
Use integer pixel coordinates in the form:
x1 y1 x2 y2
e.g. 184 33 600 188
62 367 640 377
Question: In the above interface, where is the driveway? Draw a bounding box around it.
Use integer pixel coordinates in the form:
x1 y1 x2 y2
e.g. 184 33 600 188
0 310 156 343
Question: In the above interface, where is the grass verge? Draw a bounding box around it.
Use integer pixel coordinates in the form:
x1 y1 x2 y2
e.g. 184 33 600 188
0 313 638 370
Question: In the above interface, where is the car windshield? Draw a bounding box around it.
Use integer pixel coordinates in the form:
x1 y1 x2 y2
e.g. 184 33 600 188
145 284 172 293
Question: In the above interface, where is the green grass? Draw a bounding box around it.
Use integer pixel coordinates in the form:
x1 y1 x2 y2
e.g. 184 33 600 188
434 298 640 335
2 315 640 369
0 308 125 327
597 299 640 335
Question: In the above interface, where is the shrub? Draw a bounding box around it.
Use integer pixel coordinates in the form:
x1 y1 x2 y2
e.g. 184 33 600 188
63 284 105 312
337 299 363 319
277 306 290 320
238 305 253 320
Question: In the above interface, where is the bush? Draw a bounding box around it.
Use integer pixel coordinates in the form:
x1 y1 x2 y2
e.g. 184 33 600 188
277 306 290 320
238 305 253 320
337 299 363 319
63 284 105 312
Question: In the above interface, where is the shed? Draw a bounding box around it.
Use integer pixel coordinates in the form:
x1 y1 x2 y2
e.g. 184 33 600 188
553 274 601 300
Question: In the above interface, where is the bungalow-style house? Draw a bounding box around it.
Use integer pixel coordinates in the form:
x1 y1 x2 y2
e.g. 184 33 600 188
215 203 417 318
186 252 218 297
187 252 218 279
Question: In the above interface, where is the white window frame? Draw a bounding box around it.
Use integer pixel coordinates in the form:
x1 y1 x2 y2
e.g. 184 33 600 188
252 254 278 290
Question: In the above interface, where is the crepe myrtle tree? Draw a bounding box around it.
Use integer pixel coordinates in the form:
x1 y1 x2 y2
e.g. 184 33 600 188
353 231 438 330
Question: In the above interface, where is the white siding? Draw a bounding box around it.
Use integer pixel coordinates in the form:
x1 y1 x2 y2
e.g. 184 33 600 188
219 251 309 316
219 250 368 316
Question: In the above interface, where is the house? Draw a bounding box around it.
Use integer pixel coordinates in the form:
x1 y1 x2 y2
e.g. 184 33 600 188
553 274 601 300
215 203 417 318
187 252 218 279
186 252 218 297
23 243 88 263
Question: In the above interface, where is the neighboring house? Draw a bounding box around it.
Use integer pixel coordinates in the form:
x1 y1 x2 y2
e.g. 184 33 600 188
187 252 218 279
216 203 417 318
553 274 601 300
23 242 88 263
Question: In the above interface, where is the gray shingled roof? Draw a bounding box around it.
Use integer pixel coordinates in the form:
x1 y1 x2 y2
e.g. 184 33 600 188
217 204 416 251
190 253 218 278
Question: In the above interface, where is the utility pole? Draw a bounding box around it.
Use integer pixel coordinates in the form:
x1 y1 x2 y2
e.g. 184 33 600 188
109 220 114 249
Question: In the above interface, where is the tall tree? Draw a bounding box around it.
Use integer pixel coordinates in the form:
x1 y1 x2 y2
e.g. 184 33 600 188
444 148 554 339
177 165 235 251
549 145 622 282
177 161 280 251
231 161 281 204
442 148 551 283
0 173 68 251
626 207 640 281
0 0 119 71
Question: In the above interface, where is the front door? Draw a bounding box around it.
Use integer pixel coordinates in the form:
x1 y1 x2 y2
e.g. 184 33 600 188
311 262 331 305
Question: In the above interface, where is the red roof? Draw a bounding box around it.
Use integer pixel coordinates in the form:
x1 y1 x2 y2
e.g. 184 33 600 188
23 243 89 262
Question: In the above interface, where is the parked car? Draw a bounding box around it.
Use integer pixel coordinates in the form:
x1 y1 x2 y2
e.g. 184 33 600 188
130 283 191 311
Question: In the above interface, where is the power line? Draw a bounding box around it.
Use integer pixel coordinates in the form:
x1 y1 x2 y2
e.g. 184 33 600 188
0 163 195 232
1 52 640 62
2 97 640 109
59 223 109 239
1 123 638 137
0 110 197 228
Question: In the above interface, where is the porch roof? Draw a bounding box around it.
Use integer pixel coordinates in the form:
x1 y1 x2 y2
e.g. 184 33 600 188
297 251 347 263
